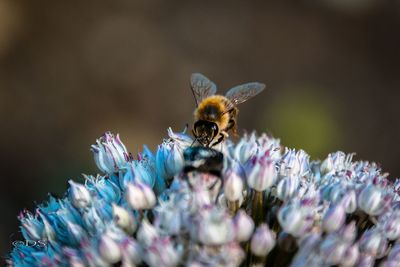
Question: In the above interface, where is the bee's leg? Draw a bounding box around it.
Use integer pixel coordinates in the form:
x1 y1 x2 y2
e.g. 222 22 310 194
225 119 238 136
221 131 229 139
226 108 238 136
210 133 225 147
191 129 199 147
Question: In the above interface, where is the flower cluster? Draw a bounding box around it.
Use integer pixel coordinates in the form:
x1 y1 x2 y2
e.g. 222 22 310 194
8 128 400 267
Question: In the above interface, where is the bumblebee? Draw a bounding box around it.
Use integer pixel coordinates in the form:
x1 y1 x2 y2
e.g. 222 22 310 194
183 146 224 176
190 73 265 147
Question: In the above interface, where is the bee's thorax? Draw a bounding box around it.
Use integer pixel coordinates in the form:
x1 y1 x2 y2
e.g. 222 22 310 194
194 95 231 130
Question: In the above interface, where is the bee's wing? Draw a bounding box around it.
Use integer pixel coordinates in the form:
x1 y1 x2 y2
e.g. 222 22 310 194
225 82 265 109
190 73 217 106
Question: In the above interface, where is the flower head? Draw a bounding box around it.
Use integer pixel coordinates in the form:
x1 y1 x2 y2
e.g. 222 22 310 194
8 128 400 267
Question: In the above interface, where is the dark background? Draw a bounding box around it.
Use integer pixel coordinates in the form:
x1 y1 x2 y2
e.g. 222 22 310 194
1 0 399 258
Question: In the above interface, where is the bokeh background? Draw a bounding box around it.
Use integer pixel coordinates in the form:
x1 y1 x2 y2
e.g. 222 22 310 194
1 0 399 259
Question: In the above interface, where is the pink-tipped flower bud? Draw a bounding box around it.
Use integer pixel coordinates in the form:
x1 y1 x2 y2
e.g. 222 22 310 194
234 132 258 164
356 254 374 267
121 238 142 266
340 243 359 267
250 224 276 257
342 190 357 214
322 204 346 233
247 158 277 192
145 237 183 267
338 221 357 243
233 209 255 242
99 233 122 264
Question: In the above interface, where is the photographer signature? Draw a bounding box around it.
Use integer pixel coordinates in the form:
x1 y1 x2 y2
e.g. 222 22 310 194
12 239 47 248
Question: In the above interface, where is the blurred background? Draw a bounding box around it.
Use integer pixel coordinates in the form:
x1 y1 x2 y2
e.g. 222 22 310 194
1 0 399 258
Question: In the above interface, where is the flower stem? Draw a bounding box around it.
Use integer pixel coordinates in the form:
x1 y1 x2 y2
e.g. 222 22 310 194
228 200 240 215
252 190 264 225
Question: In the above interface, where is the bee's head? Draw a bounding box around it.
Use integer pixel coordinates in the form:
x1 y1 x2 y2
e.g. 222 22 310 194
193 120 219 146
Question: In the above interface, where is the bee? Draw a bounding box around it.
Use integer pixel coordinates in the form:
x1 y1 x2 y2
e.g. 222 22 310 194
190 73 266 147
183 146 224 176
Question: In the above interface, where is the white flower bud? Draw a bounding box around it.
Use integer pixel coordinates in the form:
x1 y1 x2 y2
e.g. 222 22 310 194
191 186 212 211
338 221 357 243
359 184 385 216
380 211 400 241
320 154 334 174
342 190 357 214
68 180 92 209
145 237 182 267
99 233 122 264
224 171 244 202
221 242 245 266
387 244 400 263
250 224 276 257
355 254 374 267
276 176 299 201
126 182 156 210
91 132 129 174
319 237 347 265
112 204 137 234
247 158 277 192
233 209 255 242
121 238 142 266
340 243 359 267
359 229 387 258
198 208 234 246
137 219 158 247
234 133 258 164
277 204 303 237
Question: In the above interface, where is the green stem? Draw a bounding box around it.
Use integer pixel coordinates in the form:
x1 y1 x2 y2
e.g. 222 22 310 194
252 190 264 226
228 200 240 215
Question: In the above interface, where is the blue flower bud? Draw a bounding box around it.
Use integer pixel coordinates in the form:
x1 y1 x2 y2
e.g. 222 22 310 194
91 132 129 174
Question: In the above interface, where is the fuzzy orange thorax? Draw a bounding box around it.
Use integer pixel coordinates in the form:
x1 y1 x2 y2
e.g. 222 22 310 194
194 95 230 130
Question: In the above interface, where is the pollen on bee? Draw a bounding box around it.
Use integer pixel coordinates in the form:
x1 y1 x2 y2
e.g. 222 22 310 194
195 95 230 129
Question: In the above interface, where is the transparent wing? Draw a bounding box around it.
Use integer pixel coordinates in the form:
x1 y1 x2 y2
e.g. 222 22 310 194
190 73 217 106
225 82 265 109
